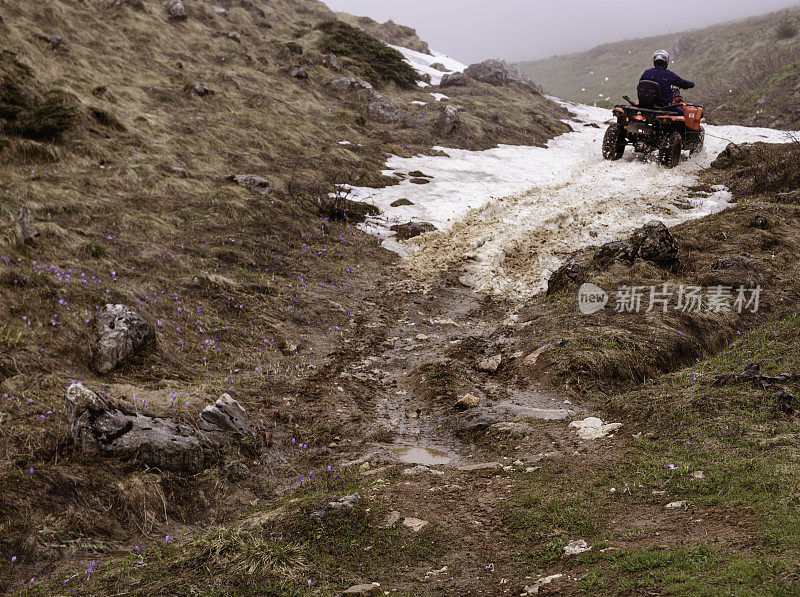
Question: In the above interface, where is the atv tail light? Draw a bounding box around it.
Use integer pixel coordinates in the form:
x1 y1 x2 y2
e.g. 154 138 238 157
633 115 646 121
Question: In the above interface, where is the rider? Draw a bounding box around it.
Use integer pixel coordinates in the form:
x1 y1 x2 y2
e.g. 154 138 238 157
640 50 694 113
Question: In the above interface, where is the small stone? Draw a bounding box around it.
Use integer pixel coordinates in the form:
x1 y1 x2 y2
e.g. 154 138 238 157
402 465 431 476
454 393 480 411
477 354 502 373
342 584 381 597
402 517 429 532
288 65 308 79
185 82 214 97
228 31 241 43
456 462 501 472
563 539 591 555
693 470 705 479
365 94 401 123
197 394 253 436
323 53 341 71
569 417 622 440
665 500 688 509
311 493 363 522
166 0 186 20
211 5 227 14
390 198 414 207
390 221 437 241
328 77 373 91
437 105 460 134
231 174 271 195
380 510 401 528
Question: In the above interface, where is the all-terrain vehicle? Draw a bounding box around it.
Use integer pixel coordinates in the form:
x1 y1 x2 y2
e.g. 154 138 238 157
602 80 705 168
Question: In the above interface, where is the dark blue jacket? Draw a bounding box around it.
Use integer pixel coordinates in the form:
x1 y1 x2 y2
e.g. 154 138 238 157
640 64 694 106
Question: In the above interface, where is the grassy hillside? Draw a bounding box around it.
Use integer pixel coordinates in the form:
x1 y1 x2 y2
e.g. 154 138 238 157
519 6 800 129
0 0 572 592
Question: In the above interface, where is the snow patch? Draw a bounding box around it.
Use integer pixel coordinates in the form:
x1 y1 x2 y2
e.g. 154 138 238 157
349 99 793 296
389 44 467 87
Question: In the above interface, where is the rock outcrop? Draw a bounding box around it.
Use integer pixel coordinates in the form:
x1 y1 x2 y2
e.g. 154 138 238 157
89 304 154 374
66 383 208 473
66 385 255 473
464 59 524 87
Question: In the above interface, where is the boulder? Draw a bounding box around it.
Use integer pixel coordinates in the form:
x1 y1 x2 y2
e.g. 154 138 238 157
546 260 585 294
185 82 214 96
464 58 523 86
437 105 460 134
66 383 210 473
630 220 679 267
231 174 271 195
310 493 363 522
166 0 186 20
288 65 308 79
593 241 635 269
327 77 373 91
430 62 448 72
197 394 253 435
390 221 437 240
439 72 467 87
89 304 154 374
365 94 401 123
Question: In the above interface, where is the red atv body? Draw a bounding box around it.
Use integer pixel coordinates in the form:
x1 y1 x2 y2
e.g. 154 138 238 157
602 81 705 168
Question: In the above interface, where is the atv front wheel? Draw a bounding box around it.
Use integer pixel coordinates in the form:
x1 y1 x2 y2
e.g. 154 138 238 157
659 132 683 168
602 124 626 161
689 127 705 156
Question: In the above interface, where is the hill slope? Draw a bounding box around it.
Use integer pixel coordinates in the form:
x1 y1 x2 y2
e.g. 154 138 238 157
519 7 800 129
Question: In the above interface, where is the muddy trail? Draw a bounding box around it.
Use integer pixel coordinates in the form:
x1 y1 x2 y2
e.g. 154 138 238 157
298 268 600 594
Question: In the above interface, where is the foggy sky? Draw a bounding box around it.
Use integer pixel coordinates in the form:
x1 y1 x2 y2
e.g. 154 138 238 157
323 0 800 63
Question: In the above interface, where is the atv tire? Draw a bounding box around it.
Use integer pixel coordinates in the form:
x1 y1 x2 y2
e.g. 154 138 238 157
689 127 705 156
659 132 683 168
602 124 626 161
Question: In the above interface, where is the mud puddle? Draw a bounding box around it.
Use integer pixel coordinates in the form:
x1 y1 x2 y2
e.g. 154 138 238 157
392 445 453 466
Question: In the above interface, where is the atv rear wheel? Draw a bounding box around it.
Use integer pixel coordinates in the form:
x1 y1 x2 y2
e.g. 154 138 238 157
659 131 683 168
602 124 626 161
689 127 705 156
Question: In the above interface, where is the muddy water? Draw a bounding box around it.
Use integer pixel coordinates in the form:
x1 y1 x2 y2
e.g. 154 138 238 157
392 446 452 466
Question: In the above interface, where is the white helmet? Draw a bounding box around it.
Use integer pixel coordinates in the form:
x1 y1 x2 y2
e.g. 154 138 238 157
653 50 670 65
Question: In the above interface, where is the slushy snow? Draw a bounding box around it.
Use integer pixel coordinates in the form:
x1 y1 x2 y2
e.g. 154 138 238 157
350 99 792 296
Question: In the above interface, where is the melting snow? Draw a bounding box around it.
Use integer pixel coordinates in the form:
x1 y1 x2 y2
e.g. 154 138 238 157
350 99 793 296
389 44 467 87
569 417 622 440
